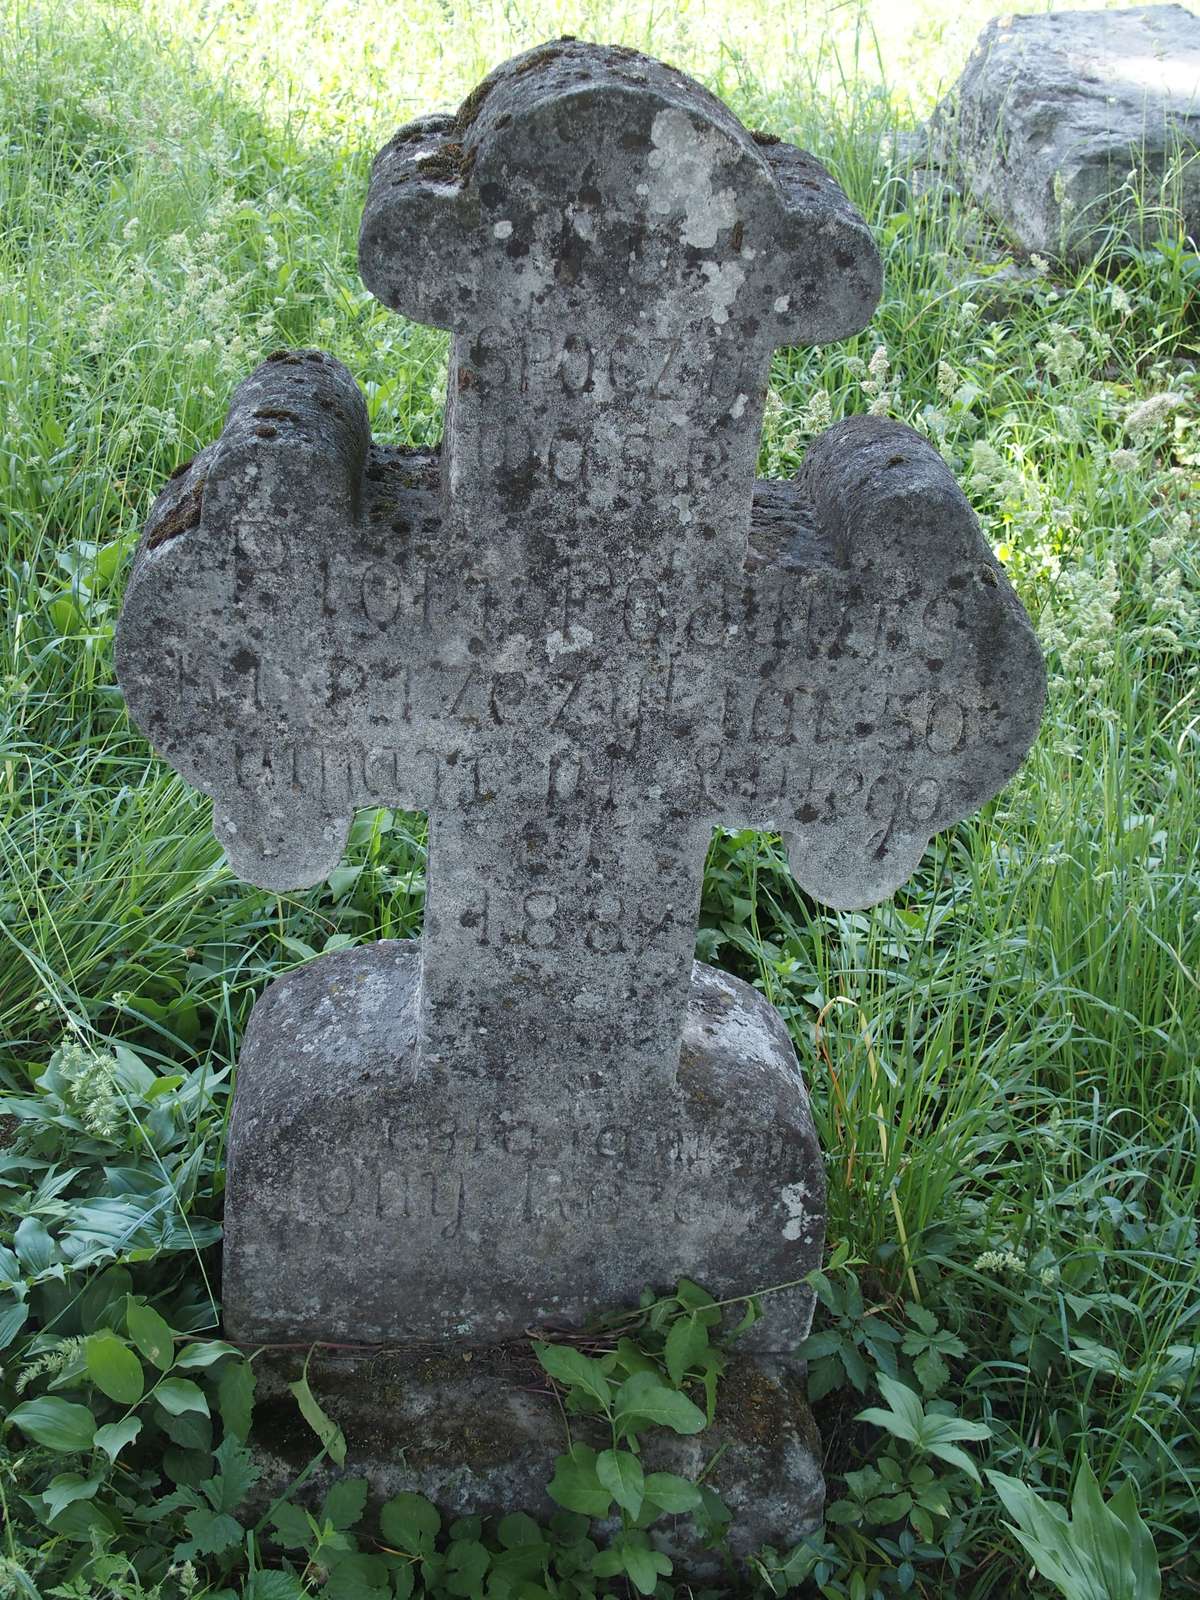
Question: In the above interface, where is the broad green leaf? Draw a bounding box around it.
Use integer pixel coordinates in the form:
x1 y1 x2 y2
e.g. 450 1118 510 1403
94 1416 142 1463
175 1340 241 1369
492 1540 551 1585
913 1347 950 1396
325 1551 390 1597
323 1476 368 1529
218 1357 256 1441
14 1216 56 1273
548 1510 590 1543
988 1471 1073 1542
841 1341 872 1393
112 1044 156 1094
988 1469 1104 1594
246 1573 309 1600
664 1313 708 1386
0 1299 29 1351
596 1534 672 1596
144 1074 186 1101
47 1498 114 1542
922 1441 982 1483
1109 1478 1161 1600
270 1501 314 1549
155 1377 209 1417
179 1505 243 1557
445 1538 490 1597
126 1297 177 1372
78 1267 133 1332
596 1448 644 1517
826 1500 864 1526
643 1472 703 1514
624 1544 673 1594
906 1302 938 1337
419 1555 445 1591
206 1434 259 1513
380 1491 440 1554
1072 1458 1153 1599
674 1280 718 1320
159 1408 212 1451
7 1396 96 1452
164 1445 213 1485
533 1342 613 1407
288 1371 345 1464
327 863 363 898
41 1473 101 1519
86 1332 144 1404
614 1371 706 1435
497 1513 543 1548
921 1414 992 1445
615 1336 658 1375
546 1445 613 1517
877 1375 925 1434
797 1330 843 1361
911 1505 934 1543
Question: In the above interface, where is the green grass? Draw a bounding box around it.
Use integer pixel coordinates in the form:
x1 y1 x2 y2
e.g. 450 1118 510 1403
1 0 1198 1594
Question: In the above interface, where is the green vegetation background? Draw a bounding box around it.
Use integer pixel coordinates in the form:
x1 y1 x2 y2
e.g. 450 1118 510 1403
0 0 1197 1595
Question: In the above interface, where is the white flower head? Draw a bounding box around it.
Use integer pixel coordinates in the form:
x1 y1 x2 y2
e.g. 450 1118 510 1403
1125 393 1186 440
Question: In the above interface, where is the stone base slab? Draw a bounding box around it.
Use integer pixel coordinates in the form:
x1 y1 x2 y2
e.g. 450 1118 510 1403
247 1344 823 1573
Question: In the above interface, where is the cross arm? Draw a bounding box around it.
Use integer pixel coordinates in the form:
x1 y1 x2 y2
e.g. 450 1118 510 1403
754 140 882 346
720 416 1045 909
359 115 480 329
116 351 374 889
359 40 882 354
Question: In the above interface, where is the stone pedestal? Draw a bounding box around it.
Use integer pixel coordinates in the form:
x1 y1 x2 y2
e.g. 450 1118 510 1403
224 942 825 1353
224 940 827 1558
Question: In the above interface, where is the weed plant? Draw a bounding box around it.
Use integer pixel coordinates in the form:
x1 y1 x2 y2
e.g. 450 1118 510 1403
0 0 1197 1595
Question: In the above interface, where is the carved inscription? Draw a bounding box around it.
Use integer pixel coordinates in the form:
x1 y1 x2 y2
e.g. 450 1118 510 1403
467 324 755 411
450 884 685 958
300 1117 808 1232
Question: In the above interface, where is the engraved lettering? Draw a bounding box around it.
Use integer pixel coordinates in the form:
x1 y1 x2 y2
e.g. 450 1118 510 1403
926 696 967 754
522 890 558 949
362 563 405 625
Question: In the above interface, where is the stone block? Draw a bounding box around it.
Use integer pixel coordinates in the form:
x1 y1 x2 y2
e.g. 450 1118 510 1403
247 1344 823 1571
929 6 1200 261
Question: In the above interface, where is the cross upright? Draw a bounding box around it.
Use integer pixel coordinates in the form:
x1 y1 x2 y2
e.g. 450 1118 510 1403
117 40 1044 1344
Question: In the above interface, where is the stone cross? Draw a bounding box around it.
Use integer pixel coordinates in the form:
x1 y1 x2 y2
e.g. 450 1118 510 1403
117 41 1044 1348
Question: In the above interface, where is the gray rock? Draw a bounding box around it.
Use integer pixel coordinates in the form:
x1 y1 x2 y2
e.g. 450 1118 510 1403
928 5 1200 262
117 37 1043 1376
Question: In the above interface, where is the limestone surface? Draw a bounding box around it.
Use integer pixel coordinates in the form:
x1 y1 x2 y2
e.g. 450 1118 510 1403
116 40 1045 1350
929 5 1200 261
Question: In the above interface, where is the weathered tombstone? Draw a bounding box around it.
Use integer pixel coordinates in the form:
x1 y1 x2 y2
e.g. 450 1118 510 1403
116 39 1044 1551
928 5 1200 263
